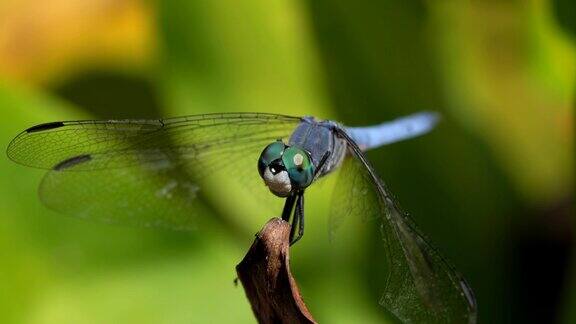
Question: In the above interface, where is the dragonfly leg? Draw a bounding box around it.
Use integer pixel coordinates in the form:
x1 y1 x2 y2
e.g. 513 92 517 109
290 192 305 245
297 193 305 240
289 214 298 244
281 192 297 222
313 151 331 181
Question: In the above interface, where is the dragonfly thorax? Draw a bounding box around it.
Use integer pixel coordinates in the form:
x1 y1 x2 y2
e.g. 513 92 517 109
258 140 315 197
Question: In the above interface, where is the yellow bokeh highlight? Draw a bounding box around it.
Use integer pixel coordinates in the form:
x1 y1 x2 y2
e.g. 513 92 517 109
0 0 156 85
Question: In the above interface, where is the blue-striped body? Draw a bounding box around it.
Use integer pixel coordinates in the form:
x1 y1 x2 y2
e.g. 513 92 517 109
345 112 439 150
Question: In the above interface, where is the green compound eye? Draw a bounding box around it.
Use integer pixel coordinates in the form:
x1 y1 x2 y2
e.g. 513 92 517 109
282 147 315 189
258 141 285 177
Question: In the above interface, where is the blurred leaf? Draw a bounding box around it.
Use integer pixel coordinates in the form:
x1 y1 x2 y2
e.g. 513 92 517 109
429 0 574 205
0 80 83 323
25 237 254 324
157 0 329 117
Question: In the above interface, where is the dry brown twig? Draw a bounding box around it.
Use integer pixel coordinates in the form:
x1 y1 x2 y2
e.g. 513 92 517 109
236 218 317 324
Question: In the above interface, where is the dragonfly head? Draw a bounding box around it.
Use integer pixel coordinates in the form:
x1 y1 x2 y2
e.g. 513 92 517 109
258 140 315 197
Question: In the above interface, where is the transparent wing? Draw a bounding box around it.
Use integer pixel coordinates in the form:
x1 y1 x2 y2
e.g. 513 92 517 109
7 113 301 229
331 128 477 324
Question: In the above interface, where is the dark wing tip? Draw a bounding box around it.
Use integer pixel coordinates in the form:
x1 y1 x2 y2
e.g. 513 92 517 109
25 121 65 133
53 154 92 171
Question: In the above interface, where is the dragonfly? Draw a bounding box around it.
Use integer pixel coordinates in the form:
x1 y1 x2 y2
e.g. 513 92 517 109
7 112 476 323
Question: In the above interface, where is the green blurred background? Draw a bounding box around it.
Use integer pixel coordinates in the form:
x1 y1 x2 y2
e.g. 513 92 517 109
0 0 573 323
